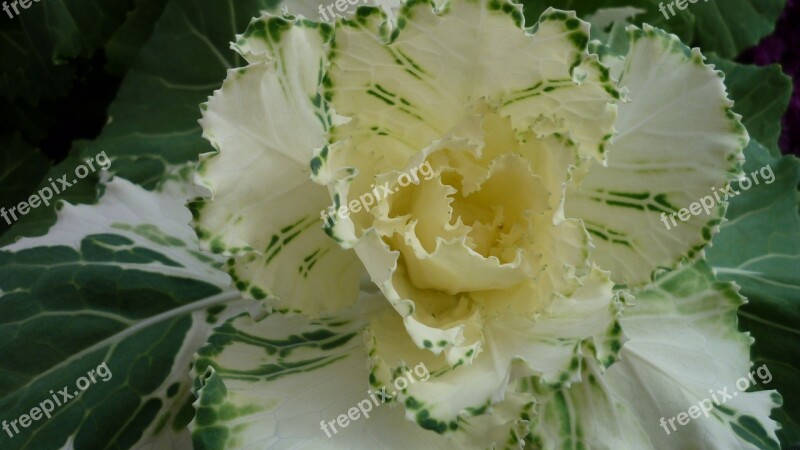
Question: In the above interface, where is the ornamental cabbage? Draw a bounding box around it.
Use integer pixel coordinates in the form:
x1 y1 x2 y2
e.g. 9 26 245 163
191 0 783 448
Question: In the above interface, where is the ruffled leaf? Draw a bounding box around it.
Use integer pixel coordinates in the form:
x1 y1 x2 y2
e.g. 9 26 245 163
524 262 782 450
191 295 459 449
318 2 617 243
566 25 746 287
194 15 364 317
365 268 621 438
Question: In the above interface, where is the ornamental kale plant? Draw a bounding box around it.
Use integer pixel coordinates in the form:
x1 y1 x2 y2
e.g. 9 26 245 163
0 0 797 449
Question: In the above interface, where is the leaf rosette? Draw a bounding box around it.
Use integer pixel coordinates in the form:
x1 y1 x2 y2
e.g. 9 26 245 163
191 0 783 447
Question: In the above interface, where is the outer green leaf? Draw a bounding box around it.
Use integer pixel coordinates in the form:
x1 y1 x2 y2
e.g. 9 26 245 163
0 98 55 143
520 0 785 59
75 0 281 189
0 134 51 236
0 152 104 246
0 19 73 104
0 0 139 102
701 48 799 446
707 141 800 446
104 0 171 74
707 57 792 157
2 0 286 244
0 177 250 450
523 262 782 449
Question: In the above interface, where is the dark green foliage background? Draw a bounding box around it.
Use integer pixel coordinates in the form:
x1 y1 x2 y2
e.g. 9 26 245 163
0 0 796 448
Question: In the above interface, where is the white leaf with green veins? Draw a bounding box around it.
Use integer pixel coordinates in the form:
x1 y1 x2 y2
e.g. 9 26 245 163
566 25 747 288
194 14 365 318
190 294 461 449
0 176 248 450
190 291 544 450
524 262 782 450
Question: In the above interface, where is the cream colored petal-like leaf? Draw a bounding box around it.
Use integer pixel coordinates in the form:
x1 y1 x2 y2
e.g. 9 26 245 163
191 294 460 449
366 268 621 434
524 262 782 450
366 310 536 448
195 15 364 316
318 3 617 245
565 25 746 287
